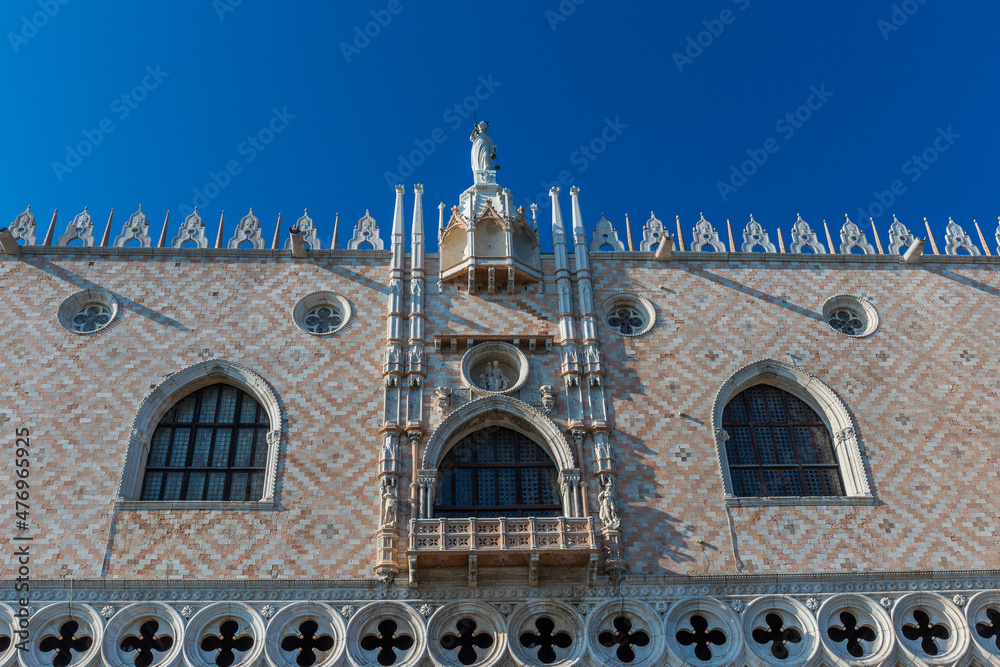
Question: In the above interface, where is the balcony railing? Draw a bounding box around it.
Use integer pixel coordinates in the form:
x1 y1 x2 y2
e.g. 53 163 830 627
408 516 596 552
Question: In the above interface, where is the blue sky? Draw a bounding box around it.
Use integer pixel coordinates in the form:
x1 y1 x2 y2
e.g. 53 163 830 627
3 1 997 253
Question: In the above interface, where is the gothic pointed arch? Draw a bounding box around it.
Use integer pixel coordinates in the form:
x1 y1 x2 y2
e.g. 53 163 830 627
422 395 575 472
711 359 872 502
116 359 285 506
420 395 580 519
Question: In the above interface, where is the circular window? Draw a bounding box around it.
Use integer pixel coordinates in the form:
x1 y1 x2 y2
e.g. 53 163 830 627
293 292 352 336
822 295 878 338
459 341 529 396
58 289 119 335
601 292 655 337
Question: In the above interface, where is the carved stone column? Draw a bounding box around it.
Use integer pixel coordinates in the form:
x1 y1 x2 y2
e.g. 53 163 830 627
417 469 438 519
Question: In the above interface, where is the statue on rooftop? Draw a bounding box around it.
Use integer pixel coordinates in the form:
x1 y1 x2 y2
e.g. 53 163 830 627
470 120 497 181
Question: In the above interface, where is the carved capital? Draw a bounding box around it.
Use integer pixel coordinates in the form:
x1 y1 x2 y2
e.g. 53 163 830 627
560 468 582 485
835 427 856 445
714 428 730 445
417 469 438 487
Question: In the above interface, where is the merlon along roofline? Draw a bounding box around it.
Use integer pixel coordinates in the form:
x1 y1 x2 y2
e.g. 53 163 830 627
3 205 999 265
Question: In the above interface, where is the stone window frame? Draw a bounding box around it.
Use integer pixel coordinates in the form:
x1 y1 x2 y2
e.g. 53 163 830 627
823 294 879 338
292 291 352 337
115 359 284 511
57 288 119 335
712 359 874 507
600 291 656 338
418 395 583 520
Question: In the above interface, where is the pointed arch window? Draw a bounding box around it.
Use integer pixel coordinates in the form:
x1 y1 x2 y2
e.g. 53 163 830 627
140 383 269 502
435 426 562 518
722 385 844 497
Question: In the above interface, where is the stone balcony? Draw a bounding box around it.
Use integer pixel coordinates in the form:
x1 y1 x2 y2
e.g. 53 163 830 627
405 517 599 587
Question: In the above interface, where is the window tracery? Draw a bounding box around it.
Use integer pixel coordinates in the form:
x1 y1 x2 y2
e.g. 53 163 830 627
434 426 561 518
722 385 844 497
140 383 269 502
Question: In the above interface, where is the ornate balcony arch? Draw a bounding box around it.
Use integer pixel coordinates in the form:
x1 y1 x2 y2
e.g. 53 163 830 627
422 394 575 473
408 395 595 588
711 359 873 504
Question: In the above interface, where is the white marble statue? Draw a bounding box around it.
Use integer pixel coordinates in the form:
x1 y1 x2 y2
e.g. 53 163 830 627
470 121 496 180
478 360 509 392
381 476 398 529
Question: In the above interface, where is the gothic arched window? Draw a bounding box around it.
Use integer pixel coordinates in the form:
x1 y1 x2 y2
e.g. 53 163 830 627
435 426 562 518
140 383 270 501
722 385 844 497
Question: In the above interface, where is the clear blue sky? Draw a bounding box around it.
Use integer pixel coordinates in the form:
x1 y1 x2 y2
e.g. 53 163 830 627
3 1 997 252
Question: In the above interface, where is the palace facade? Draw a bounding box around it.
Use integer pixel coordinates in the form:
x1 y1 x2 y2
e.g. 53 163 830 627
1 128 999 666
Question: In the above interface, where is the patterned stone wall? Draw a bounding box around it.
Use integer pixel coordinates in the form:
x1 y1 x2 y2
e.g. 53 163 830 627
0 251 389 580
591 254 1000 576
1 249 998 583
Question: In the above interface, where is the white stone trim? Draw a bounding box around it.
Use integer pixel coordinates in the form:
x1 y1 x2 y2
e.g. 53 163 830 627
182 601 265 667
347 210 384 250
56 288 119 335
742 595 821 667
292 291 353 336
101 602 185 667
263 601 346 667
22 602 105 667
421 394 575 473
57 208 95 247
459 341 529 396
600 291 656 338
711 358 873 501
816 593 896 667
965 591 1000 666
115 359 285 504
822 294 879 338
585 598 667 667
507 600 586 667
420 394 578 518
891 592 971 667
0 603 18 667
426 601 508 667
590 214 626 252
344 601 427 667
663 596 744 667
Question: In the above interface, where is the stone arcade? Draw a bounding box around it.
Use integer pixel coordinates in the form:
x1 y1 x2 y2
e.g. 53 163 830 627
2 125 1000 666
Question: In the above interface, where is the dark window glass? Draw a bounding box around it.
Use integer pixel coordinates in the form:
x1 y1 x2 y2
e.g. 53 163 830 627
435 426 561 518
722 385 844 497
140 384 269 501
